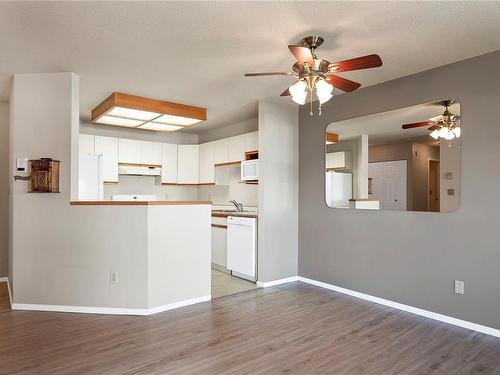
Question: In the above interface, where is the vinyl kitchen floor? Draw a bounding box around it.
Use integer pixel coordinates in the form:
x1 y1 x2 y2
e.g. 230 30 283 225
211 268 258 298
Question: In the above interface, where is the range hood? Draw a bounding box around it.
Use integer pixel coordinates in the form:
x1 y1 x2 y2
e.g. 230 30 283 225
118 165 161 176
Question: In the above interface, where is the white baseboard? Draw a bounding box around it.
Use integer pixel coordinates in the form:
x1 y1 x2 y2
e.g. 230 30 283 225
298 276 500 338
12 295 212 316
0 277 12 308
257 276 298 288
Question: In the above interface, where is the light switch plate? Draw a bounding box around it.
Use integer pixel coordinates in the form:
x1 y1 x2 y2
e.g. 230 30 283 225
110 271 119 283
454 280 465 295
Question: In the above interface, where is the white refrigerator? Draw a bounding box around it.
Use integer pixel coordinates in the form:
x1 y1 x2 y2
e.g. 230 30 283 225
326 171 352 208
79 154 104 201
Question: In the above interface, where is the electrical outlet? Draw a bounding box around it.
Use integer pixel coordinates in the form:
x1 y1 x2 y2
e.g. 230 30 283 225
454 280 465 295
110 271 119 284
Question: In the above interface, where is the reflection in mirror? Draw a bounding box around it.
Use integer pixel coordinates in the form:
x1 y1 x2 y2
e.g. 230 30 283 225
325 100 460 212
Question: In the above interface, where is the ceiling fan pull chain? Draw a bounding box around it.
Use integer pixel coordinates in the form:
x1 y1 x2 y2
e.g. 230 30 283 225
319 102 322 116
310 91 313 116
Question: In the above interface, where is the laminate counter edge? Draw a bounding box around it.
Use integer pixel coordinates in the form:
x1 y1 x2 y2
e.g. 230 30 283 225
70 201 212 206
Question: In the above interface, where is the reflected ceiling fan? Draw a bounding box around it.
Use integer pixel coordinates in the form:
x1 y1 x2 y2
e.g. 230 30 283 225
244 35 383 115
402 100 461 141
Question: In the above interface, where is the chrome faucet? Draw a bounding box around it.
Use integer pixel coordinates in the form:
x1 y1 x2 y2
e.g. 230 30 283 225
230 200 244 212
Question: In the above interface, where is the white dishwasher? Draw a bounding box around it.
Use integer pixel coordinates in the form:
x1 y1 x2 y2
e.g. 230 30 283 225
227 216 257 282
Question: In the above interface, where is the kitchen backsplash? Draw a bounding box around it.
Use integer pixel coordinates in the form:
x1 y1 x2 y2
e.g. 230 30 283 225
103 167 258 206
103 175 198 201
197 165 258 206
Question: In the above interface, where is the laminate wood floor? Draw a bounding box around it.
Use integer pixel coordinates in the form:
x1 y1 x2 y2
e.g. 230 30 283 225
1 282 500 374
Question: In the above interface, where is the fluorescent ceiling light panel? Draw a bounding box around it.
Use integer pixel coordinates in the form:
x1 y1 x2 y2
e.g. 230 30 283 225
95 116 144 127
153 114 203 126
139 122 184 132
91 93 207 131
108 106 161 121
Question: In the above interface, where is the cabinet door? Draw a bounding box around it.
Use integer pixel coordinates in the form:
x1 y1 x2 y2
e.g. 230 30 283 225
141 141 162 166
228 135 245 163
161 143 178 184
79 134 94 155
118 139 141 164
94 136 118 183
244 131 258 152
214 138 229 165
211 226 227 267
199 142 215 184
177 144 199 184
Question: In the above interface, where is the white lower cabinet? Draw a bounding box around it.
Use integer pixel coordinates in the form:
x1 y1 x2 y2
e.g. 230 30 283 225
177 144 199 184
199 142 214 184
94 136 119 183
212 217 227 268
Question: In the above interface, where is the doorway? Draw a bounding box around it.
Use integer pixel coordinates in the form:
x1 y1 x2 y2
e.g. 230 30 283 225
428 160 440 212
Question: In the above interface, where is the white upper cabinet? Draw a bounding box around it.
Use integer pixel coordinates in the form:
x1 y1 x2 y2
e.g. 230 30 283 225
326 151 352 170
141 141 162 166
178 145 199 184
94 136 119 182
79 134 94 155
228 135 245 163
161 143 178 184
119 139 141 164
199 142 215 184
244 131 258 152
214 138 229 165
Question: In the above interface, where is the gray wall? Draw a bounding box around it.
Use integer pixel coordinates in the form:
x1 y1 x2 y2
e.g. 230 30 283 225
258 98 298 282
299 50 500 329
0 102 8 277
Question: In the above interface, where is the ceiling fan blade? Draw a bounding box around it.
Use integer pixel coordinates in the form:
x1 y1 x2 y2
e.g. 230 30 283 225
325 75 361 92
428 125 440 131
330 54 383 73
244 72 293 77
280 87 291 96
288 45 315 66
402 121 433 129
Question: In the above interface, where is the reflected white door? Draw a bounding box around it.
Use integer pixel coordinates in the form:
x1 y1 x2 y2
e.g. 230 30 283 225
369 160 407 210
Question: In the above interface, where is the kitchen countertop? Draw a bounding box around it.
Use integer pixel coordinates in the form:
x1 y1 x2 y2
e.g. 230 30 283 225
212 210 258 218
70 200 212 206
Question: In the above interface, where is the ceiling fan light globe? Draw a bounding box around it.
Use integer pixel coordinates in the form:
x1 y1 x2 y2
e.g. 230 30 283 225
444 130 455 140
292 91 307 105
452 126 461 138
438 127 450 138
289 80 307 97
315 79 333 95
317 91 333 104
429 130 440 140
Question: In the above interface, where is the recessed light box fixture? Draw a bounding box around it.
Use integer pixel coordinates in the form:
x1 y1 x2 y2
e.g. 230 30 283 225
91 92 207 132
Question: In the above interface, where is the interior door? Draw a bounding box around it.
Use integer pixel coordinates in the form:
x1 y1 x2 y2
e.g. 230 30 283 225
369 160 407 211
429 160 440 212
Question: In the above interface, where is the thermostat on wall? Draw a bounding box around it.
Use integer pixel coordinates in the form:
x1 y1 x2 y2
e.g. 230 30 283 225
16 158 29 173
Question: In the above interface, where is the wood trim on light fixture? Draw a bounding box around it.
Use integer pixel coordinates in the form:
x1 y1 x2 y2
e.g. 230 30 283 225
91 92 207 124
325 133 339 144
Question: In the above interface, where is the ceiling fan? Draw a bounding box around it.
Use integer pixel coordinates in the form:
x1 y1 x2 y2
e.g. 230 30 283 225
402 100 461 141
244 35 383 115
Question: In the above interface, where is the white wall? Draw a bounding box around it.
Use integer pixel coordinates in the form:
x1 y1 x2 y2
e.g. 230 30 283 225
257 98 298 282
197 165 258 206
0 102 8 277
147 205 211 308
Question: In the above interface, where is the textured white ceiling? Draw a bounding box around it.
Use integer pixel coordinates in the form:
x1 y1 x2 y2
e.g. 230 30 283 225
0 2 499 133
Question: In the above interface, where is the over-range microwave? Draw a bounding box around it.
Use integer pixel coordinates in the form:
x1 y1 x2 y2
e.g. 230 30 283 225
241 159 258 181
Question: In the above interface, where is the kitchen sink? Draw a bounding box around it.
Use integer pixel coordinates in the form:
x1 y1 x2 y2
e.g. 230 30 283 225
214 209 248 213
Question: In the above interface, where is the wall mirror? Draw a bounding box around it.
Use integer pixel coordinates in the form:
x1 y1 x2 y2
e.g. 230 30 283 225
325 100 461 212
